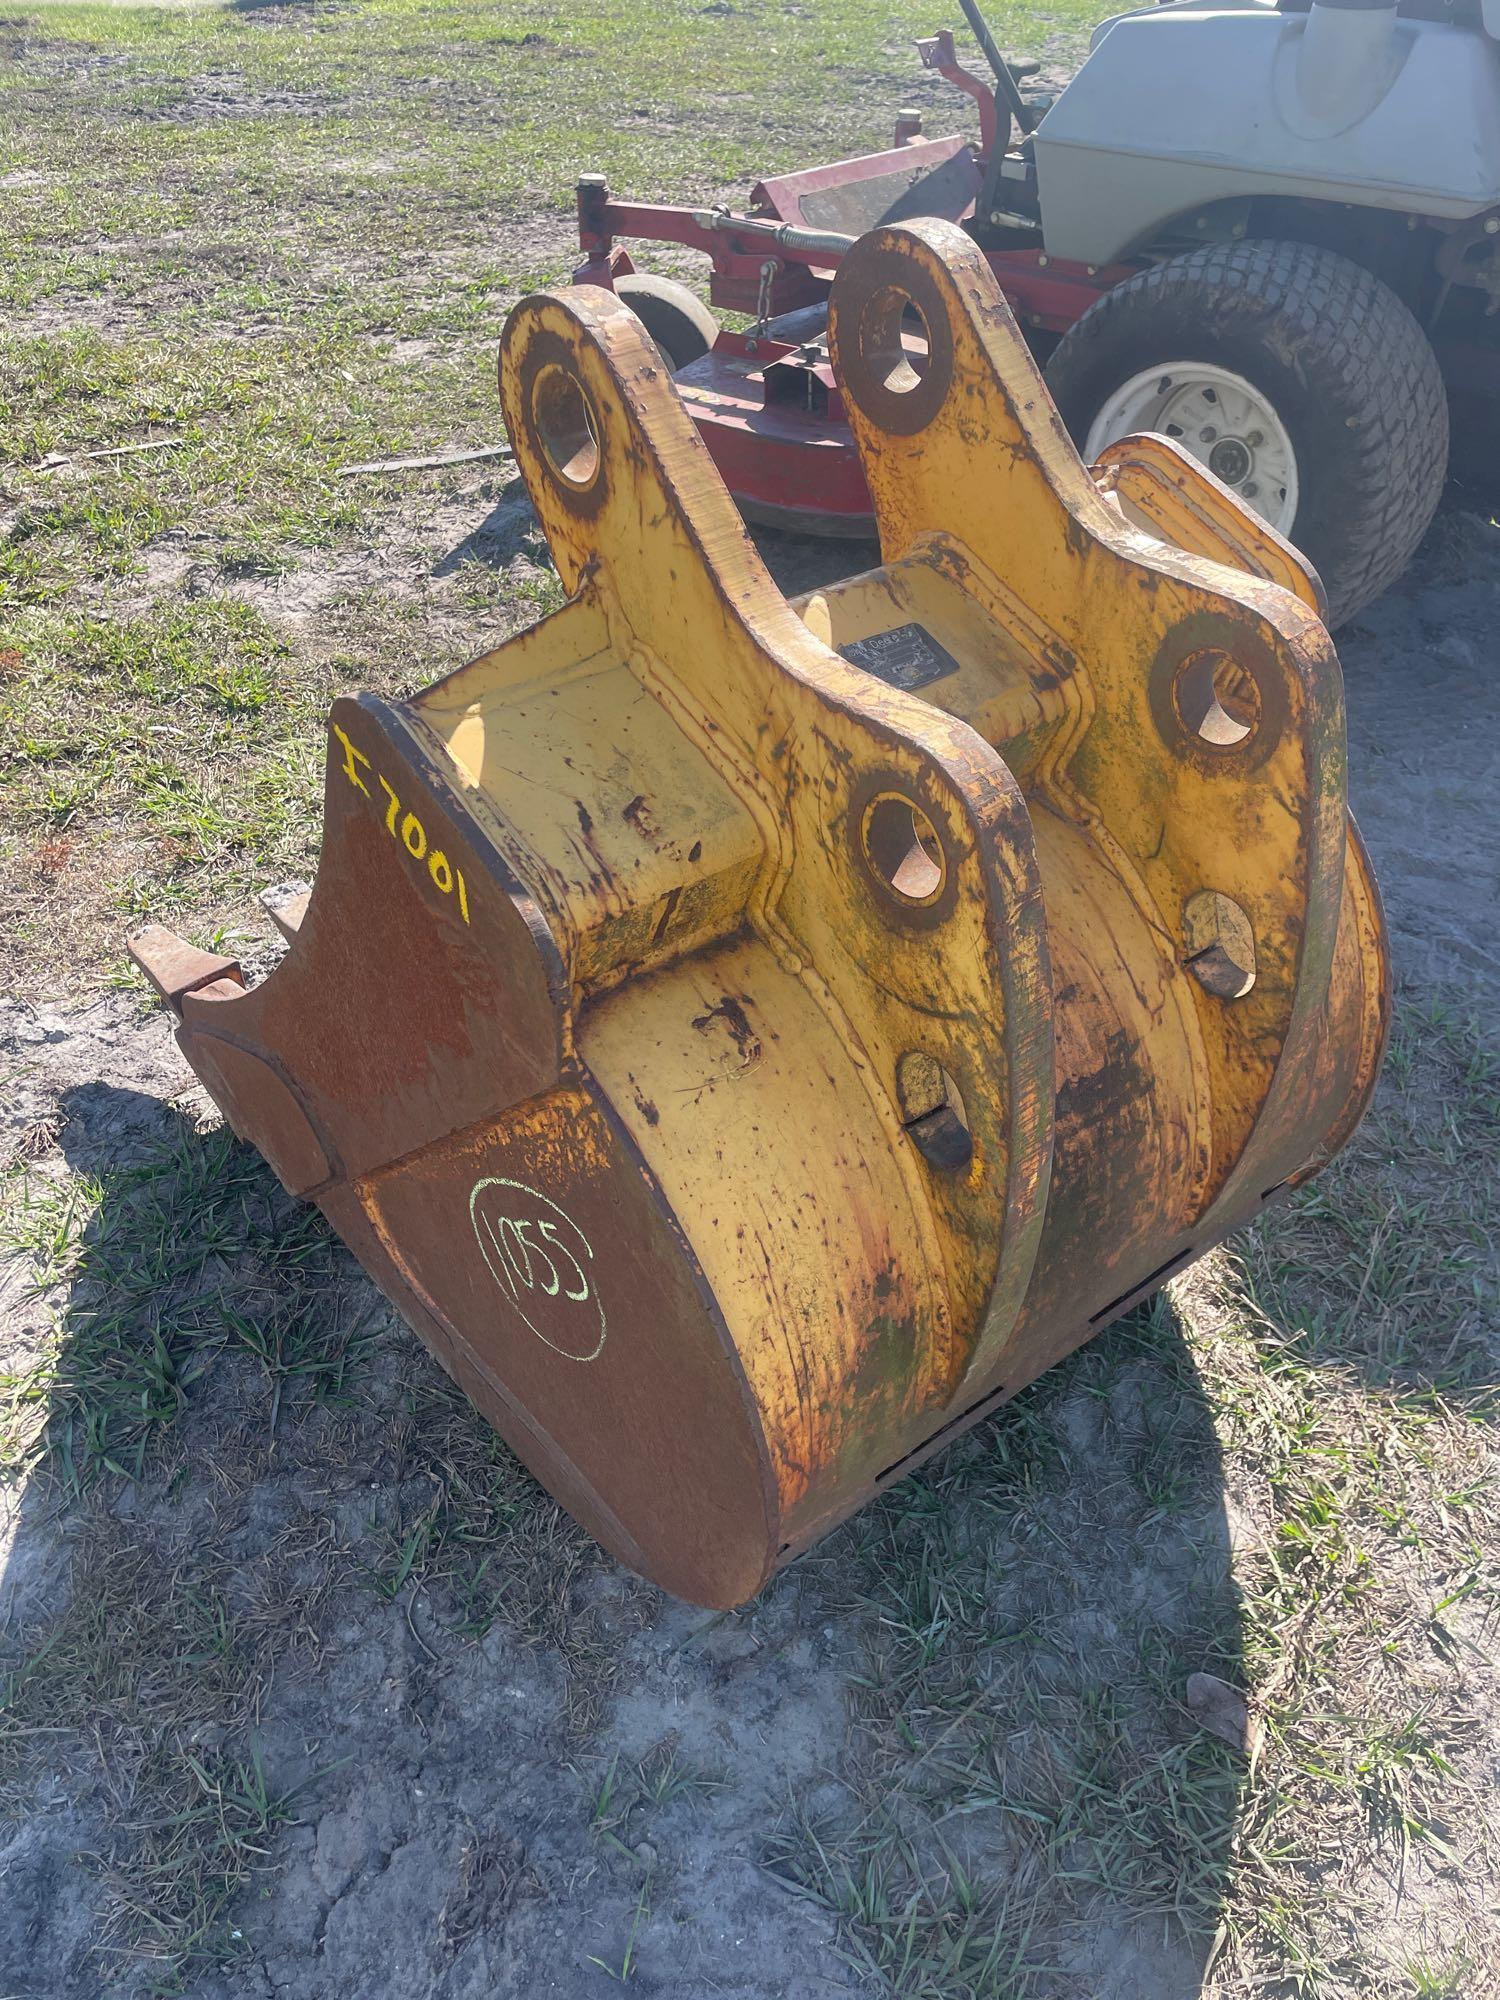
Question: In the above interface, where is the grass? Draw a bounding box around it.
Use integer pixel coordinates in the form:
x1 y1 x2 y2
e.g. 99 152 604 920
585 1744 725 1856
0 1121 369 1488
587 1873 653 1983
2 0 1497 1995
0 0 1096 988
0 1515 306 1990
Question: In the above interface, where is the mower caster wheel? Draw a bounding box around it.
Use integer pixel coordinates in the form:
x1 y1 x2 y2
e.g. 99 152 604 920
1045 239 1449 627
613 272 720 373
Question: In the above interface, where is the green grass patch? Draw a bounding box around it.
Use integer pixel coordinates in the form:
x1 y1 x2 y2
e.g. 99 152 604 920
0 0 1101 992
0 1122 368 1489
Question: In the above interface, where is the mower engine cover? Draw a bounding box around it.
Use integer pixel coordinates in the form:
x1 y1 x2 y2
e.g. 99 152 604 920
1035 0 1500 267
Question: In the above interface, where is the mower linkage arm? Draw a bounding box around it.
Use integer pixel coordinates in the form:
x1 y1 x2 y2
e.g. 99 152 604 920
688 207 855 261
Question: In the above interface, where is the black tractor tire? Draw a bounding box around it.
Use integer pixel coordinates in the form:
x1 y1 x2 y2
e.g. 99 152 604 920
1044 239 1449 626
613 272 720 373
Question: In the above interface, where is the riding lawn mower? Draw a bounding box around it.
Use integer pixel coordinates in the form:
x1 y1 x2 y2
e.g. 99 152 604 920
577 0 1492 625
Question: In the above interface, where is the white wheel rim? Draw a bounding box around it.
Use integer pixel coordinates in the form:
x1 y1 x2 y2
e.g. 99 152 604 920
1084 361 1299 534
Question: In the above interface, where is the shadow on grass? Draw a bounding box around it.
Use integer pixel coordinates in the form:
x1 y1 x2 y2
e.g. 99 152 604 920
431 475 878 607
430 479 541 578
1238 993 1499 1400
0 1082 626 1995
0 1084 371 1989
761 1288 1247 1998
2 1074 1254 1999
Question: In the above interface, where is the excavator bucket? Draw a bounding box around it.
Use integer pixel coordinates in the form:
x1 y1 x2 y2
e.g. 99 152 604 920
130 219 1389 1609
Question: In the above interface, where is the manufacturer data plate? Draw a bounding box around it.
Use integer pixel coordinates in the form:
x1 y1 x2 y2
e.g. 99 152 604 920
838 621 961 693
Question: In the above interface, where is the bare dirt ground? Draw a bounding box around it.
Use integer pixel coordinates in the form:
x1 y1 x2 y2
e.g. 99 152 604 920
2 7 1497 1999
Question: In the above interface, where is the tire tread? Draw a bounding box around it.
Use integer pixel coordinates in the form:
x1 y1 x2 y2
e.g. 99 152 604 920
1044 239 1449 623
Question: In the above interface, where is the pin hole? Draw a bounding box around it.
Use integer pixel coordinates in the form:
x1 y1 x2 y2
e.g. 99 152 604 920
863 284 932 396
861 792 946 903
533 362 601 489
896 1051 972 1171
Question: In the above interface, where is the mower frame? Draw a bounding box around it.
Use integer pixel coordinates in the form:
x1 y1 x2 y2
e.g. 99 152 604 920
571 103 1136 532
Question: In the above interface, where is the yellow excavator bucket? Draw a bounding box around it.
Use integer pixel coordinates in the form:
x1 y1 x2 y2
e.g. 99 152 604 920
131 220 1388 1608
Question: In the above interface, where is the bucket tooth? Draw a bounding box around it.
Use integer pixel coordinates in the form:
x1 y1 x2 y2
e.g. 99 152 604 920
130 219 1388 1608
129 925 245 1012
